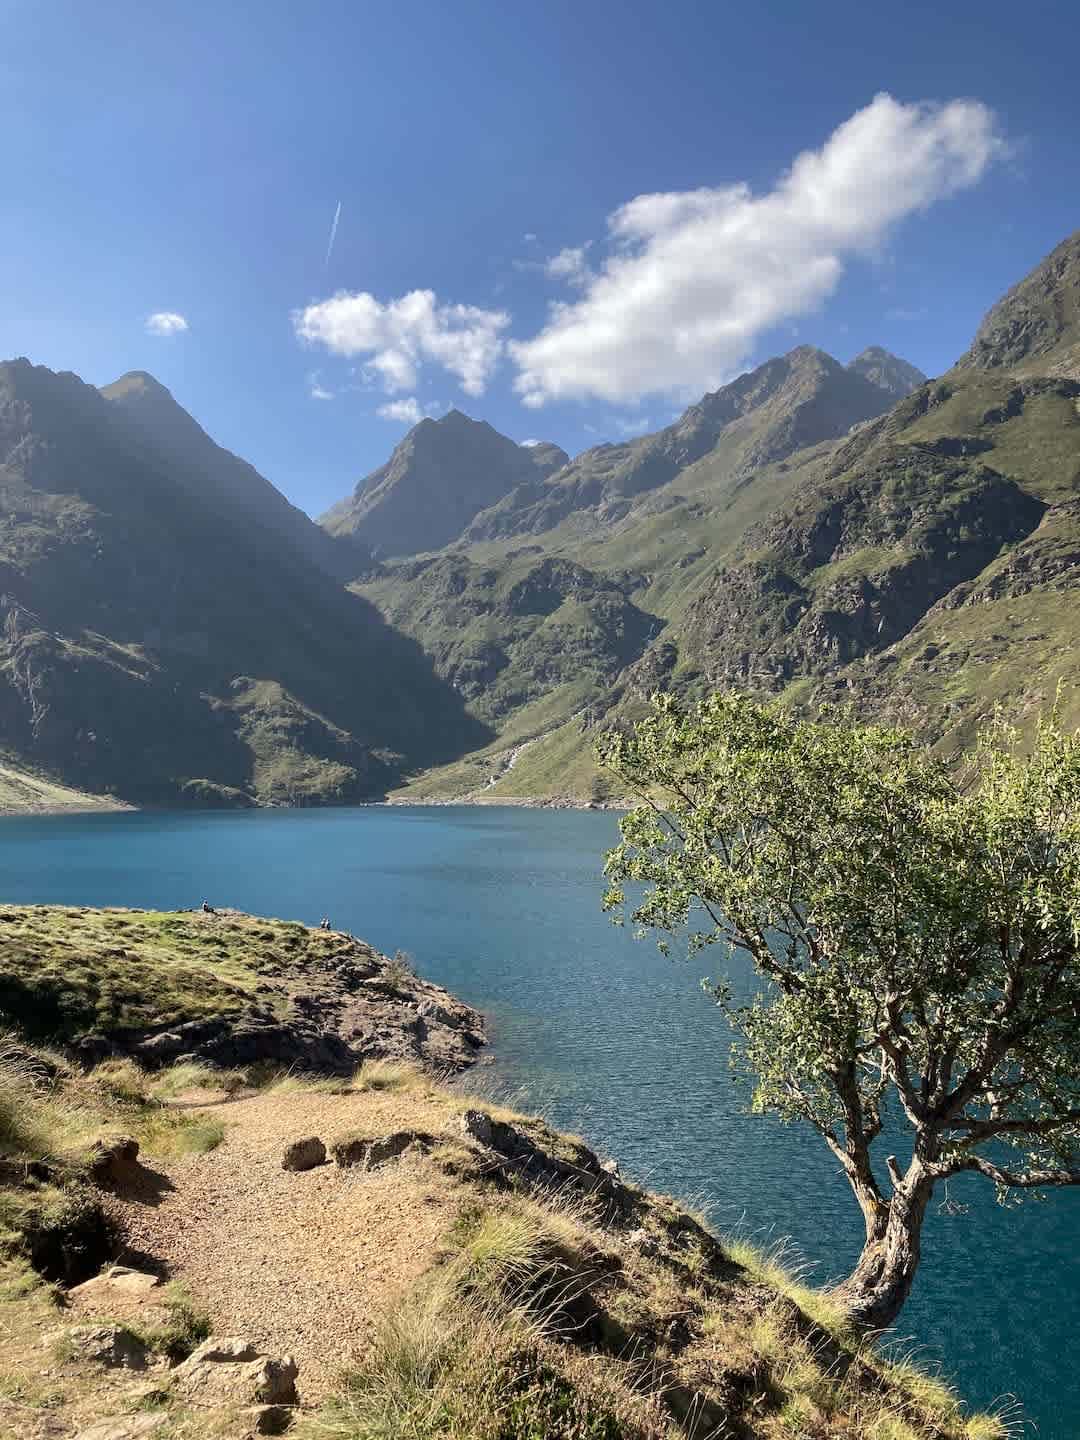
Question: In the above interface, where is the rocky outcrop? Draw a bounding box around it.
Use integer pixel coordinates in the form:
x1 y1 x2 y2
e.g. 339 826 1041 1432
109 913 486 1078
172 1336 298 1406
46 1323 149 1370
847 347 927 401
955 228 1080 378
67 1266 174 1332
657 457 1046 693
330 1129 435 1169
460 1109 633 1214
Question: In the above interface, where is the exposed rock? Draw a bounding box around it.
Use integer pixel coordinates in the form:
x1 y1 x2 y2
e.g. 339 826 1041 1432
847 346 927 401
93 911 488 1078
246 1403 296 1435
281 1137 326 1172
67 1266 172 1330
172 1336 298 1407
664 460 1045 693
87 1135 141 1186
45 1323 148 1370
73 1416 166 1440
460 1109 630 1212
331 1130 435 1170
956 228 1080 378
68 1265 162 1304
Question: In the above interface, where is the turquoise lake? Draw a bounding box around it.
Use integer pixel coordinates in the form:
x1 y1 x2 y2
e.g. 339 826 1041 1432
1 804 1076 1435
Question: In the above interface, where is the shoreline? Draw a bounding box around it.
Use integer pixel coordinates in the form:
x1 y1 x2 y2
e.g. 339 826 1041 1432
0 796 133 818
379 791 625 810
0 792 624 818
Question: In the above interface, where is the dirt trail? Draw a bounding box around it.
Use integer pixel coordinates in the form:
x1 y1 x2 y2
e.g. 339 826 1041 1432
106 1086 465 1400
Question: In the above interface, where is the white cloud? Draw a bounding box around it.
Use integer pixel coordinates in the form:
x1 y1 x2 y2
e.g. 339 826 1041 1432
309 383 334 400
293 289 509 397
520 437 544 447
145 311 188 337
545 244 594 289
376 397 424 424
511 94 1002 407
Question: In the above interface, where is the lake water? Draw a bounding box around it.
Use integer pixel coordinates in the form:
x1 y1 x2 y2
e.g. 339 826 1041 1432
1 804 1076 1435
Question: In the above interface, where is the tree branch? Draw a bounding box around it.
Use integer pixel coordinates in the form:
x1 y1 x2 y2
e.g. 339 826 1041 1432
937 1154 1080 1189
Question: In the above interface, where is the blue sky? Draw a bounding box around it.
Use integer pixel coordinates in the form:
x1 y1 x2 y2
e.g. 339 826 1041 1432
2 0 1078 517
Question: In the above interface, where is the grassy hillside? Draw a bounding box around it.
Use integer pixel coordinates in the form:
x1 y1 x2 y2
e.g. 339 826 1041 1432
0 907 1009 1438
362 234 1080 801
0 760 129 814
462 348 912 543
0 359 488 807
0 906 484 1076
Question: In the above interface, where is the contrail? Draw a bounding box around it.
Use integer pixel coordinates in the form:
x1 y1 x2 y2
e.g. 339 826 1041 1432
324 199 342 271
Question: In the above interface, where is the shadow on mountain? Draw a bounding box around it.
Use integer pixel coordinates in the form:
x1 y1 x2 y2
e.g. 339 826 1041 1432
0 358 490 806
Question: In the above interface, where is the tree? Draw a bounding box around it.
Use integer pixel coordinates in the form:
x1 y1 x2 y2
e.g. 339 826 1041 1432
597 693 1080 1328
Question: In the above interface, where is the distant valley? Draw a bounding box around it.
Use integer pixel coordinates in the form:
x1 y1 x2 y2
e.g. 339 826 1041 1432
1 230 1078 809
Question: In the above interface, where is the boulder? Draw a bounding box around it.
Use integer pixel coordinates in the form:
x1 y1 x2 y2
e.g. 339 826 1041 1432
281 1136 326 1171
172 1336 298 1407
417 998 465 1030
46 1322 148 1370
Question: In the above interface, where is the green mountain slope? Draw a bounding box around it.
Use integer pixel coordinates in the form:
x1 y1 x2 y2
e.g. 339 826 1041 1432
352 348 922 800
0 359 488 806
357 234 1080 801
463 345 916 542
320 407 567 556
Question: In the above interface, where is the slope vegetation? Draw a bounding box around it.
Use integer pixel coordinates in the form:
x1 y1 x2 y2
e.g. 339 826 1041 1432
0 906 1008 1439
349 233 1080 800
0 360 488 807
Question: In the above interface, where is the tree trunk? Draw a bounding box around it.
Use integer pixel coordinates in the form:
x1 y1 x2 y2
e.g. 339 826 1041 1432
834 1172 934 1330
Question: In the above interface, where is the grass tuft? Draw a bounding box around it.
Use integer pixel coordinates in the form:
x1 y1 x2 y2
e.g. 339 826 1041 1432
147 1061 247 1100
125 1282 211 1361
354 1059 423 1094
724 1234 854 1339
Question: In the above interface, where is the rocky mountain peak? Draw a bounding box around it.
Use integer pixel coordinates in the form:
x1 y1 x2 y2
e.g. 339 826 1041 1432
320 412 566 557
955 229 1080 379
101 370 173 401
847 347 927 400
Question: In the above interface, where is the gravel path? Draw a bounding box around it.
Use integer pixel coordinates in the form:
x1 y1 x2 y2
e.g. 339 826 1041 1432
108 1086 465 1400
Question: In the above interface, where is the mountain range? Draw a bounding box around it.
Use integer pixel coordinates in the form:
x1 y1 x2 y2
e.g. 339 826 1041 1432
0 361 487 806
1 229 1077 808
